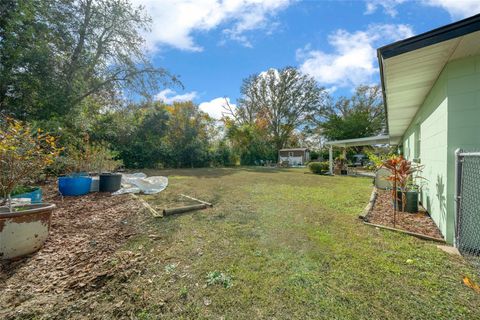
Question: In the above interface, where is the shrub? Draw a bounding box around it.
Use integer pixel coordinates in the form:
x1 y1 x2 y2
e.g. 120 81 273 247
365 151 396 170
0 117 60 209
51 139 123 175
309 161 330 174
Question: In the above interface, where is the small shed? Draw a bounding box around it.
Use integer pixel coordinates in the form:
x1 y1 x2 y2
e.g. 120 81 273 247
278 148 310 166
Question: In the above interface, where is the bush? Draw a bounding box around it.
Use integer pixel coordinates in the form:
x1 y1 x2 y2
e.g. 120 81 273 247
308 161 330 174
0 117 60 208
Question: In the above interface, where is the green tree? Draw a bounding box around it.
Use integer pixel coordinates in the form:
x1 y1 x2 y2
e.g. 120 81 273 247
0 0 175 123
228 67 326 155
224 120 275 165
163 102 213 168
319 85 385 141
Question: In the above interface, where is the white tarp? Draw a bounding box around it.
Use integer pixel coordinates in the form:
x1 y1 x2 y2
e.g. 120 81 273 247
112 173 168 195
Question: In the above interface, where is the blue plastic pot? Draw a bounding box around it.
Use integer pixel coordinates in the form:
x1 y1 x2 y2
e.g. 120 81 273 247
58 176 92 196
12 187 43 203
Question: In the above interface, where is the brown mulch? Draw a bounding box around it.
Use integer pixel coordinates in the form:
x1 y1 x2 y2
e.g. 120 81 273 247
365 189 444 240
0 182 146 317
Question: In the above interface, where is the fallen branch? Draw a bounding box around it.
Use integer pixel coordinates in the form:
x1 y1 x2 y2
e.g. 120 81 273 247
163 204 207 216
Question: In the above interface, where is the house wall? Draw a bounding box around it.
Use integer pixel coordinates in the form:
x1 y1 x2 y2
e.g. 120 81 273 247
401 54 480 244
402 70 449 241
445 54 480 245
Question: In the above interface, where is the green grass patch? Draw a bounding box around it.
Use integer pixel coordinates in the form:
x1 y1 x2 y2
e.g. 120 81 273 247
96 167 480 319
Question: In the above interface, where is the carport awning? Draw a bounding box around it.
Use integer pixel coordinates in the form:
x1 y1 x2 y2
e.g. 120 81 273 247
324 135 391 175
324 135 391 148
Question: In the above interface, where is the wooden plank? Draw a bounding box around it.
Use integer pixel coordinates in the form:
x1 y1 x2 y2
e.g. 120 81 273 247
180 194 213 207
131 194 162 218
359 187 377 220
363 221 446 243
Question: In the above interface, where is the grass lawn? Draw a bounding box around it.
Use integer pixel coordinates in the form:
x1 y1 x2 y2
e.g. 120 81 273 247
99 167 480 319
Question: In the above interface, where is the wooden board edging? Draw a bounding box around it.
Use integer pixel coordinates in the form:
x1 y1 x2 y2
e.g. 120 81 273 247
363 221 446 243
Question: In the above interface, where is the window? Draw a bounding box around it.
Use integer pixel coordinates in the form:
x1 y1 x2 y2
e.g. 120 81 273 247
414 124 421 163
288 152 294 157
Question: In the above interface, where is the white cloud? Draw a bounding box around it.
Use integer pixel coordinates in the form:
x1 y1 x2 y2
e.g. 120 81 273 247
199 97 236 119
297 24 414 88
365 0 480 19
364 0 406 17
155 89 197 103
130 0 292 52
422 0 480 19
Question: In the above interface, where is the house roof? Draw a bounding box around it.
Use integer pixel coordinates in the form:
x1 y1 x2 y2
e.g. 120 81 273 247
324 135 390 147
378 14 480 144
279 148 309 152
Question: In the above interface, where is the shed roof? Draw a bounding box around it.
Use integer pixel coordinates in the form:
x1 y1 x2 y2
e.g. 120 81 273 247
378 14 480 144
279 148 309 152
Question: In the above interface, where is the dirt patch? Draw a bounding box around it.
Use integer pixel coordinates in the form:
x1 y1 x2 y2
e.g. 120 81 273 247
365 189 444 240
0 182 145 318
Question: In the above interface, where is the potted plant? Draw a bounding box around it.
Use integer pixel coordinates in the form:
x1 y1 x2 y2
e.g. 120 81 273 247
0 117 60 259
11 185 43 203
382 156 425 223
57 139 93 196
88 143 123 192
334 156 348 175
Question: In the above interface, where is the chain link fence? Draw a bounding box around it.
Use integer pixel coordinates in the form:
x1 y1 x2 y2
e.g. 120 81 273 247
455 150 480 268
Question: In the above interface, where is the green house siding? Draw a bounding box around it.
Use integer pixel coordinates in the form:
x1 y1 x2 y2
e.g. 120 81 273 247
402 71 449 240
401 54 480 244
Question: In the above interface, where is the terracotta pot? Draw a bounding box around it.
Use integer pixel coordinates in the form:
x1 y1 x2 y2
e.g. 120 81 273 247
0 203 55 260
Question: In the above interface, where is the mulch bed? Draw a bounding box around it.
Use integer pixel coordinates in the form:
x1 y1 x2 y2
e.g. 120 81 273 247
365 189 444 240
0 182 146 318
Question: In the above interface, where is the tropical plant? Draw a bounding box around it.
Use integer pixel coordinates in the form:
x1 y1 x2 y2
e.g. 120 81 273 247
382 156 424 225
0 117 60 211
334 155 348 173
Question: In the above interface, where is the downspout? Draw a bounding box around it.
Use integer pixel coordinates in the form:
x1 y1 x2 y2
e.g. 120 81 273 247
329 145 333 175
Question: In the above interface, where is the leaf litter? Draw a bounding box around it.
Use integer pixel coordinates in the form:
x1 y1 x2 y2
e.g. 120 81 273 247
0 182 147 318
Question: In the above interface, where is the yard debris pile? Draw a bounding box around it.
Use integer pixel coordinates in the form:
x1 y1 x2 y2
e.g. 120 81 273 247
0 183 145 317
365 189 444 240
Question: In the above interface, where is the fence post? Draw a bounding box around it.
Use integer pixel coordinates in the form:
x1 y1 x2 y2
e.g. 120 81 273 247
454 148 463 248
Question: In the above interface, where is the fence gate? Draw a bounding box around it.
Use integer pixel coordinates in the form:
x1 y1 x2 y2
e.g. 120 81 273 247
455 150 480 265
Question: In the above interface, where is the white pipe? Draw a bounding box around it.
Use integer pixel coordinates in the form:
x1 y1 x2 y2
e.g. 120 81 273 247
329 145 333 175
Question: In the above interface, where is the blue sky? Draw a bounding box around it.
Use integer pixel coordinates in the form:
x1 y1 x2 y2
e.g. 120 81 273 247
130 0 480 118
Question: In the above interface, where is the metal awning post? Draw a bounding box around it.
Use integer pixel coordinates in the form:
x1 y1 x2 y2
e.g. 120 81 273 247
329 145 333 175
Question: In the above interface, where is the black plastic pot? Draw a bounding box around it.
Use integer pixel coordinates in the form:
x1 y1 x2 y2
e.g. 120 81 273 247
99 173 122 192
395 190 418 213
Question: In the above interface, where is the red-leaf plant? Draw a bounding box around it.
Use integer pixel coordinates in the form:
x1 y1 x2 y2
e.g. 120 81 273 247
381 156 424 226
